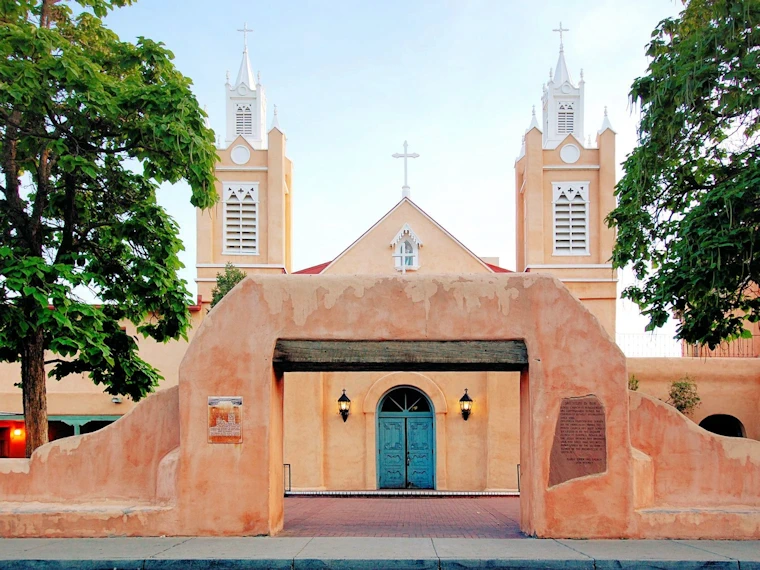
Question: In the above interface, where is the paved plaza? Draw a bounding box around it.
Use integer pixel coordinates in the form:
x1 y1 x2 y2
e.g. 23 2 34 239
281 496 523 538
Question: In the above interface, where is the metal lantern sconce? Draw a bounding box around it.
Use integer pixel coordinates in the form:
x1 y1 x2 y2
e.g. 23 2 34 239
338 389 351 422
459 389 473 421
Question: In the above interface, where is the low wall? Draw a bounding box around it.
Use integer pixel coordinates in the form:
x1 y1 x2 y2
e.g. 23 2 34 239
0 386 179 503
629 391 760 508
628 358 760 439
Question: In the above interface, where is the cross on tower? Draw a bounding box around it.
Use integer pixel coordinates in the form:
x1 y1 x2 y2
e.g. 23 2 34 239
553 22 569 50
391 140 420 199
237 23 253 50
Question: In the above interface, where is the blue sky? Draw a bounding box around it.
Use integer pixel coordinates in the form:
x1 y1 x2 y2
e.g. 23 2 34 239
103 0 683 342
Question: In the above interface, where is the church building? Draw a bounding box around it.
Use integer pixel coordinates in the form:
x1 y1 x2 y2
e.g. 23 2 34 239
0 29 756 480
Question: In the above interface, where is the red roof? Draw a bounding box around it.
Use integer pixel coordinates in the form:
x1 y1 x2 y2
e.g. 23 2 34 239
293 261 331 275
485 262 512 273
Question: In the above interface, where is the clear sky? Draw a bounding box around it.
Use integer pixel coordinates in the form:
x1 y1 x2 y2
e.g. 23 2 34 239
102 0 683 345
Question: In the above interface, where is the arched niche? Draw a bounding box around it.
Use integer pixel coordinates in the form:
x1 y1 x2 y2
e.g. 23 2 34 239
699 414 747 438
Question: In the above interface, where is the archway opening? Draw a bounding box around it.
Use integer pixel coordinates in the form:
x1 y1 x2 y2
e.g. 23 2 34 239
377 386 435 489
699 414 746 438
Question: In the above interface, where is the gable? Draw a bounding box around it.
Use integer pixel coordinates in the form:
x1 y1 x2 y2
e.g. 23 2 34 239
323 199 494 275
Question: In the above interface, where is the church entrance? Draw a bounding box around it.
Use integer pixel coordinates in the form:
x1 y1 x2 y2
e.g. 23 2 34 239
377 386 435 489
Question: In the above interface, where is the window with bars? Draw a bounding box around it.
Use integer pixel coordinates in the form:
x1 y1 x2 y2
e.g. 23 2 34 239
235 104 253 135
557 101 575 134
224 183 258 254
553 182 589 255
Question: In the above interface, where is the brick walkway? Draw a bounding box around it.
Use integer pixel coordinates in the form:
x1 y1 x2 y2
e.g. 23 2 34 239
280 496 524 538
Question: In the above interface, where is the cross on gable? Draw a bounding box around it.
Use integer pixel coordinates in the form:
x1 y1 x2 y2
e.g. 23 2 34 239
391 140 420 199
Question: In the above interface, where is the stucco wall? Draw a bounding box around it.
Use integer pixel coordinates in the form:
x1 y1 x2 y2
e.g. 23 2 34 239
0 386 179 503
628 358 760 440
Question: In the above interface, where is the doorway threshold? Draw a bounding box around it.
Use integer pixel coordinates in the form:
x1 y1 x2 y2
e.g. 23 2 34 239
286 490 519 497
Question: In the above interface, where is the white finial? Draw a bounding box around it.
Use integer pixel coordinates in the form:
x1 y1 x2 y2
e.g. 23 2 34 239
391 140 420 199
549 67 553 82
237 22 253 51
257 71 261 85
599 106 615 134
226 70 230 84
203 105 210 129
587 135 592 147
528 106 541 131
553 22 569 51
580 68 585 82
271 104 280 130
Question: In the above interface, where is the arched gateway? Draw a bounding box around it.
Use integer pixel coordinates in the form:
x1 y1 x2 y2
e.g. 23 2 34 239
1 274 758 539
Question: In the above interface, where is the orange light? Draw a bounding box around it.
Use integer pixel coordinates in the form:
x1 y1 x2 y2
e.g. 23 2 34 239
12 428 23 437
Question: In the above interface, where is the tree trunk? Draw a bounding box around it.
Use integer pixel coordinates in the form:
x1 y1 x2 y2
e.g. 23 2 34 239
22 328 48 457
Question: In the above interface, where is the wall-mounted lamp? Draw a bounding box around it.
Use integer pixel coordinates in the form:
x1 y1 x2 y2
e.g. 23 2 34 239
459 389 473 421
12 428 23 438
111 396 123 404
338 389 351 422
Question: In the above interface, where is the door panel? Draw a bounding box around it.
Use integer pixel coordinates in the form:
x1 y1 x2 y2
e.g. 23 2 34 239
406 417 434 489
378 417 406 489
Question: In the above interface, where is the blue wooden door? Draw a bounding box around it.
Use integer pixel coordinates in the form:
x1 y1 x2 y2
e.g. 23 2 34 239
378 417 406 489
406 417 434 489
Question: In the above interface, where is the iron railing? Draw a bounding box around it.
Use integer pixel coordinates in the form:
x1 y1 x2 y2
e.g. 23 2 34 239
616 333 759 358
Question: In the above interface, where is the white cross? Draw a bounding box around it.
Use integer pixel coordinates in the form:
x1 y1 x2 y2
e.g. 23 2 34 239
391 140 420 199
237 23 253 50
553 22 569 49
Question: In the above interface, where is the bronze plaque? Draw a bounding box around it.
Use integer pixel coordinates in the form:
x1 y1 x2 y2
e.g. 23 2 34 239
548 395 606 487
208 396 243 444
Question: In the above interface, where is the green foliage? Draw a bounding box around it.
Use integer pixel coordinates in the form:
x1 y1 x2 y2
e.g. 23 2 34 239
0 0 217 407
607 0 760 348
628 374 639 391
667 376 701 416
210 263 247 309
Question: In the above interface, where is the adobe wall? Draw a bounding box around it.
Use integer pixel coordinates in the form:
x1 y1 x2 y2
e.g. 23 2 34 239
178 273 634 537
629 358 760 439
629 391 760 538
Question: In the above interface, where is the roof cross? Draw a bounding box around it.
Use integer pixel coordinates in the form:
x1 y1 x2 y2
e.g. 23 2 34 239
553 22 569 50
237 22 253 50
391 140 420 199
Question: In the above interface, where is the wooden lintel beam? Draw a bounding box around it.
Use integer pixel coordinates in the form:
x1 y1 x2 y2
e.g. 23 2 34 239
273 340 528 372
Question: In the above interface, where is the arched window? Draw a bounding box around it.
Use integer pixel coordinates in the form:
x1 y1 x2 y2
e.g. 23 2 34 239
235 104 253 135
557 101 575 134
390 224 422 271
380 386 432 413
699 414 746 438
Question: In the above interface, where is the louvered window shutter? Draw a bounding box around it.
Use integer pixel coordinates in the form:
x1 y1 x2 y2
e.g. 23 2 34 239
224 184 259 254
553 183 588 255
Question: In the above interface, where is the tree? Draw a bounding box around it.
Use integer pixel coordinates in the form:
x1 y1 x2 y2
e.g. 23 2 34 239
210 263 247 309
0 0 217 456
607 0 760 348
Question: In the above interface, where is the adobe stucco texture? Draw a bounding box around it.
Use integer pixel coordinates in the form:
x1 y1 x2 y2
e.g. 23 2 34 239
0 274 757 538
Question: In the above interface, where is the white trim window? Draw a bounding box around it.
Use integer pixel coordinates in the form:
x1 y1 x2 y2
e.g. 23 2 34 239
553 182 589 256
390 223 422 271
223 183 259 254
235 104 253 135
557 101 575 134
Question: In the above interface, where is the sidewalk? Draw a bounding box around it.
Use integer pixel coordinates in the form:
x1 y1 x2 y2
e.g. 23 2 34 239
0 537 758 569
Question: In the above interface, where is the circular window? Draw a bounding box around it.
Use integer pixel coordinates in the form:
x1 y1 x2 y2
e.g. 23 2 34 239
560 143 581 164
230 145 251 165
561 84 571 94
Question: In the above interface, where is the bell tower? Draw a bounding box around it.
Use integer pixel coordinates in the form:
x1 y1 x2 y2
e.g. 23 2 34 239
196 28 293 303
514 25 617 337
225 24 267 149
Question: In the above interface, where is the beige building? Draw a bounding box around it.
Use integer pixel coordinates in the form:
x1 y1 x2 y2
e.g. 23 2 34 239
0 37 757 489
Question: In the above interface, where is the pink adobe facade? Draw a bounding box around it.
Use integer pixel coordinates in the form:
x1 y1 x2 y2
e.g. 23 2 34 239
0 274 757 538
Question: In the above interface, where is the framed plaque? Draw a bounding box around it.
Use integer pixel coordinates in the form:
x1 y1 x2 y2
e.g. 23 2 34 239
207 396 243 444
